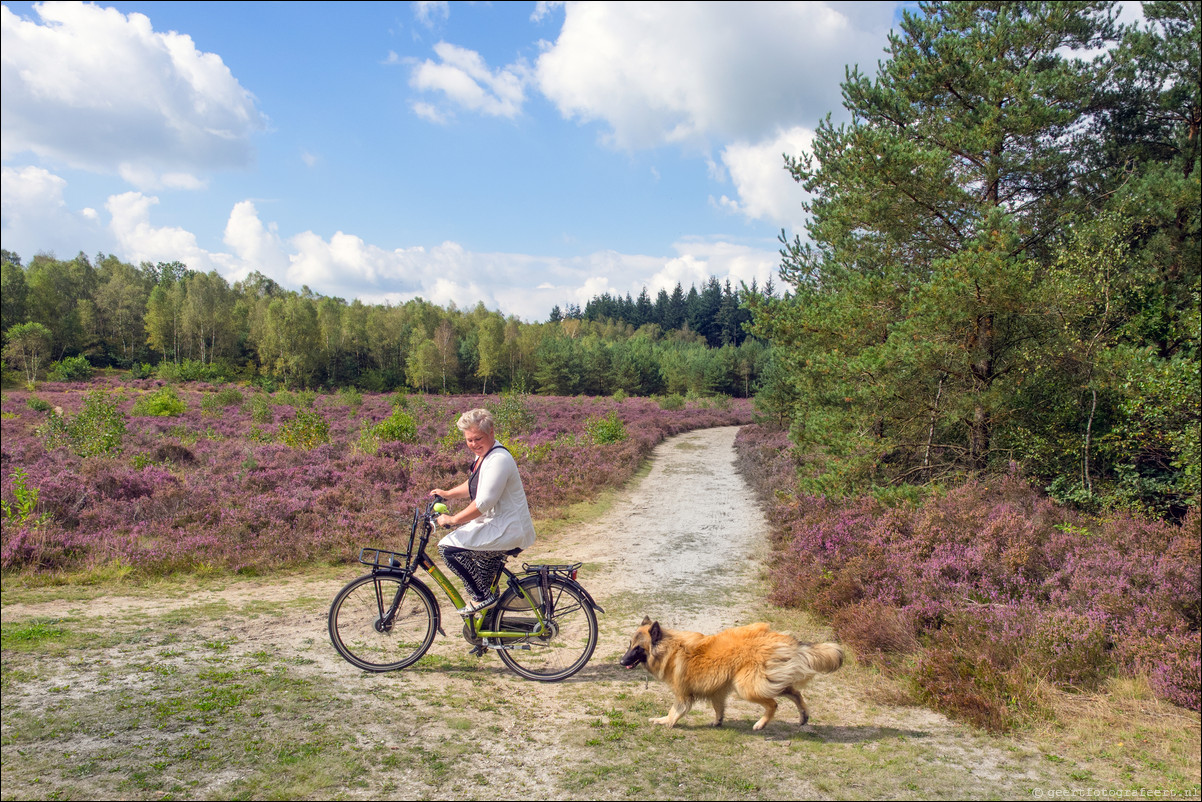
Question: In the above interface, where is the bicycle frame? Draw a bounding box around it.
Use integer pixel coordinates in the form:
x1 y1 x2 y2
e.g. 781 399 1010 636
358 500 554 644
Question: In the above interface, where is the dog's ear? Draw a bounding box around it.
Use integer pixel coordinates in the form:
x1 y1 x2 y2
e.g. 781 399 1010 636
641 615 652 626
649 621 663 646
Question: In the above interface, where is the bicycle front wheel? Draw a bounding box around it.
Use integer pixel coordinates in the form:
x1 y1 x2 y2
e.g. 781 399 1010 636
328 574 437 671
489 577 598 681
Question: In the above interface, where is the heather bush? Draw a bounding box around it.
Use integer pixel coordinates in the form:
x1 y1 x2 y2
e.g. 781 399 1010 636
131 386 186 417
734 430 1202 717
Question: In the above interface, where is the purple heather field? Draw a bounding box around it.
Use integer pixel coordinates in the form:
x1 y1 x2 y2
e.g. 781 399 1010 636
1 378 751 576
3 380 1197 715
733 424 1200 715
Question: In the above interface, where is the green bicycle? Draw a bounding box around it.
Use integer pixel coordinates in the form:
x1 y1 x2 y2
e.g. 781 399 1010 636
328 496 603 681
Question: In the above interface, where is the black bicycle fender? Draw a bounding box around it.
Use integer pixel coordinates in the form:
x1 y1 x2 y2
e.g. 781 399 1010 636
395 573 446 637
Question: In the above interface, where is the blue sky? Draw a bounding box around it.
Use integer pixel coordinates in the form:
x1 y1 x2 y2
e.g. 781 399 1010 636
1 1 1090 321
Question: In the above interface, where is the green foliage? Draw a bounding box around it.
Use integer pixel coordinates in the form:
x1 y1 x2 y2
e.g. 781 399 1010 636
277 408 330 450
39 389 126 457
200 385 245 416
358 408 418 454
750 2 1199 515
127 362 155 380
25 396 52 413
249 392 273 424
3 321 53 385
585 411 627 445
657 394 685 411
2 467 49 527
156 358 230 384
338 385 363 412
46 355 93 382
131 386 187 417
493 385 534 436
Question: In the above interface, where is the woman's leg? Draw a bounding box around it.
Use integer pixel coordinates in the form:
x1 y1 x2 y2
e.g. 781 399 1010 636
439 546 506 601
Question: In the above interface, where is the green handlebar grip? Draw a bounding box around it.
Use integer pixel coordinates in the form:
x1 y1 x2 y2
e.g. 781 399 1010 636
433 503 450 515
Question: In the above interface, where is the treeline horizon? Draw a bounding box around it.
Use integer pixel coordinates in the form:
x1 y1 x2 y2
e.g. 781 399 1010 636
0 248 772 398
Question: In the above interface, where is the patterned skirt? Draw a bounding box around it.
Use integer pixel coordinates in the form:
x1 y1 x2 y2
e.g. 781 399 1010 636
438 545 508 601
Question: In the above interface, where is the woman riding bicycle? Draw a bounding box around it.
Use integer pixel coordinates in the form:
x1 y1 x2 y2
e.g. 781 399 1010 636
430 408 536 615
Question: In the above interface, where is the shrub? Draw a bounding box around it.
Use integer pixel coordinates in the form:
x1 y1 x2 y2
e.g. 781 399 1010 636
127 362 155 380
585 410 627 444
658 393 685 410
39 389 126 457
26 396 52 413
374 409 418 444
131 386 186 417
338 386 363 411
201 386 244 416
250 392 273 424
156 358 231 384
360 409 419 454
46 355 93 382
2 468 49 527
277 408 330 450
494 388 534 436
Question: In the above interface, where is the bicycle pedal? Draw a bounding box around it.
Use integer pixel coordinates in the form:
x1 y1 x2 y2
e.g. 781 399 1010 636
469 644 487 657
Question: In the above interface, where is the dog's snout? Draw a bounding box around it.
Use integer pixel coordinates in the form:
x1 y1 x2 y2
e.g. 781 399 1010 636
619 645 646 669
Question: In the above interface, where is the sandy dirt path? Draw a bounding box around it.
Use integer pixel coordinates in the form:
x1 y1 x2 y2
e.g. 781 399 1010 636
1 425 1118 800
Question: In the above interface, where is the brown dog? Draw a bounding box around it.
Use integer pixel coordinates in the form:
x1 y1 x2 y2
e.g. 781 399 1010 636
620 617 843 730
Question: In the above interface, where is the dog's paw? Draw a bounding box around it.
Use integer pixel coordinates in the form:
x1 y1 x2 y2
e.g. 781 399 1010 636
649 715 673 726
752 718 768 731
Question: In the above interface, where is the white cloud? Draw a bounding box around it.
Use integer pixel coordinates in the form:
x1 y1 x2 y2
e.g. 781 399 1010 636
0 165 107 257
95 198 780 321
531 2 564 24
410 42 529 120
106 191 224 272
716 126 814 232
413 1 450 29
1 3 266 179
535 1 892 150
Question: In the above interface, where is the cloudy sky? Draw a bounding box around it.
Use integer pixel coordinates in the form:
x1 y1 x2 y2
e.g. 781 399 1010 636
2 1 908 320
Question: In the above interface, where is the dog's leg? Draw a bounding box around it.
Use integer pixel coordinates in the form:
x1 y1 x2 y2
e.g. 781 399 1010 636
710 694 726 727
650 697 694 727
748 696 778 731
784 687 808 726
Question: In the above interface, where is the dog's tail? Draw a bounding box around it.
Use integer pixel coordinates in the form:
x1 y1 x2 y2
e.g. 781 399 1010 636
797 641 844 675
767 641 843 691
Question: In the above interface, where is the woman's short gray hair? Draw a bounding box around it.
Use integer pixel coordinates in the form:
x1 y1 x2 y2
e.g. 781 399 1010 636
457 408 495 434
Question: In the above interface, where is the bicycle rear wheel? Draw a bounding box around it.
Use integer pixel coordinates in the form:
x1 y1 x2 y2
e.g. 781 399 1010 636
489 577 598 681
328 574 437 671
